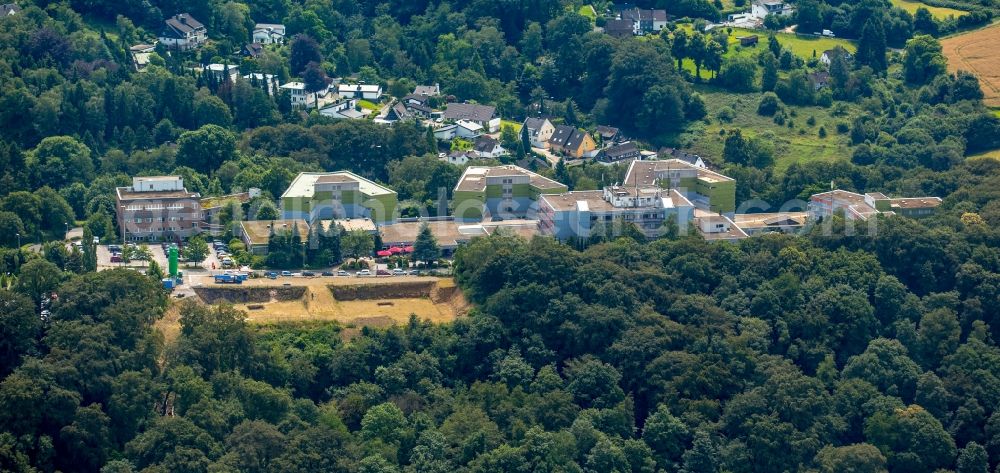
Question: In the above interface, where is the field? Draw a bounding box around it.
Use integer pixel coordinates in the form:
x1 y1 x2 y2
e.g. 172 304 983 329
942 23 1000 107
682 86 853 171
678 26 856 80
578 5 597 21
185 275 467 326
890 0 966 18
968 148 1000 161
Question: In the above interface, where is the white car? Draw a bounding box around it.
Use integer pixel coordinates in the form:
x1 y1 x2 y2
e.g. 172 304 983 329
357 269 371 276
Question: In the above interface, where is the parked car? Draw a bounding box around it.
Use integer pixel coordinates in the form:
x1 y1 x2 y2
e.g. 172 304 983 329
357 269 371 276
337 270 348 276
302 271 315 277
110 254 123 263
281 271 292 277
266 271 278 279
376 269 391 276
391 268 405 275
321 271 334 277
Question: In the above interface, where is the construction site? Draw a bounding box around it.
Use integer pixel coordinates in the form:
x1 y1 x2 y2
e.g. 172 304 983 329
184 275 468 327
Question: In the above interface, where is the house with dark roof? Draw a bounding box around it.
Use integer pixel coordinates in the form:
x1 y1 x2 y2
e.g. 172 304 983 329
412 84 440 97
595 125 622 144
820 46 851 66
473 136 506 159
604 19 634 38
443 103 500 132
619 8 668 35
597 141 641 164
0 3 20 16
550 125 597 159
658 148 706 168
383 101 413 123
158 13 207 50
523 117 555 148
808 71 830 90
243 42 263 58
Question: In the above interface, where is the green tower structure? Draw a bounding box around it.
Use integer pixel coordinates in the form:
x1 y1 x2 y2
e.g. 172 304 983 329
168 246 178 278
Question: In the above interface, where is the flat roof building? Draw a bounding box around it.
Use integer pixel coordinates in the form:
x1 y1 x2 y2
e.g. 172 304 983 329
281 171 397 224
538 186 696 240
238 219 309 255
624 159 737 215
809 189 942 221
453 165 568 221
115 176 202 241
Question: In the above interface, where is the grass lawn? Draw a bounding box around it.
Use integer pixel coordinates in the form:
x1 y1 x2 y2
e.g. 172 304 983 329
358 100 380 111
500 119 522 132
890 0 966 19
578 5 597 21
674 26 856 80
968 148 1000 161
680 86 854 172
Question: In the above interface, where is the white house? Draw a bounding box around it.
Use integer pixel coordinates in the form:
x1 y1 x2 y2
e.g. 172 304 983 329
455 120 484 139
523 117 555 149
473 136 506 159
204 63 239 83
280 82 317 107
319 98 363 119
751 0 794 18
338 83 383 101
158 13 207 50
252 23 285 44
820 47 852 66
1 3 22 16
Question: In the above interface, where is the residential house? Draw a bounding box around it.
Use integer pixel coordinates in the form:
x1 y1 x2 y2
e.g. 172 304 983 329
115 176 202 241
454 120 484 139
242 73 281 95
625 159 736 215
433 124 458 141
453 165 568 221
820 46 851 66
338 83 383 101
808 190 942 221
523 117 555 148
751 0 794 18
0 3 21 16
444 150 476 166
280 171 397 224
595 125 622 144
549 125 597 159
619 8 668 35
412 84 440 97
443 103 500 133
280 82 317 107
382 101 413 123
473 136 505 159
130 43 156 71
596 141 641 164
538 186 696 240
158 13 207 50
243 42 263 58
252 23 285 44
204 63 239 83
319 97 363 119
659 148 706 168
808 71 830 90
604 19 634 38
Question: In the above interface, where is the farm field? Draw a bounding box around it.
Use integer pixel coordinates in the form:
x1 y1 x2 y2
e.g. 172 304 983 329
677 26 856 80
890 0 966 19
968 148 1000 161
681 87 854 171
942 23 1000 107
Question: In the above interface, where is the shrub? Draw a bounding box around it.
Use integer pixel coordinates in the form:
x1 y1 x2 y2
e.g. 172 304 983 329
757 92 782 116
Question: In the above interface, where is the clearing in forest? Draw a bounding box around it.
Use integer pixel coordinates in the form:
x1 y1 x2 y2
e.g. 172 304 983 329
187 275 467 326
942 23 1000 107
890 0 966 19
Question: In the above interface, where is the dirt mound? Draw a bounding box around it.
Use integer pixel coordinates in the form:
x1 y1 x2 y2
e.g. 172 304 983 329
194 286 306 304
329 281 437 300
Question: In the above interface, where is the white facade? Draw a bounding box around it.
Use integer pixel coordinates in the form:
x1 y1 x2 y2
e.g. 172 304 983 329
252 23 285 44
132 176 185 192
280 82 317 106
338 83 383 100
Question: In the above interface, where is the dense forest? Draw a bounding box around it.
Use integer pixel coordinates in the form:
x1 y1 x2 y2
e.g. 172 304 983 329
3 0 1000 471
